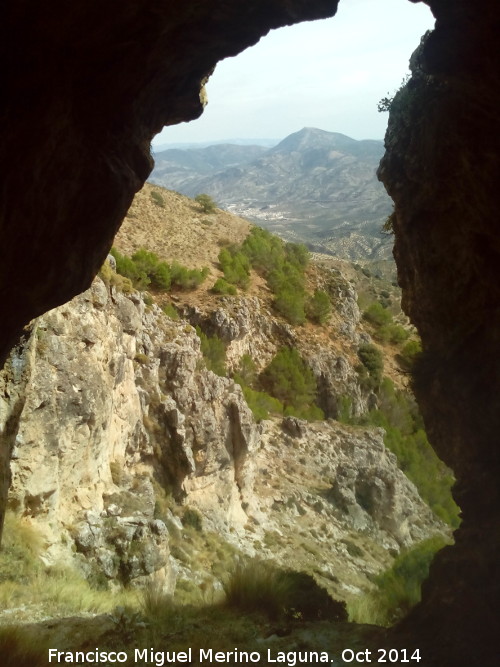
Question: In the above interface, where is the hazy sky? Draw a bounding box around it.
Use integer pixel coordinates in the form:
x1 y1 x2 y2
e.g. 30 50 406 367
152 0 434 146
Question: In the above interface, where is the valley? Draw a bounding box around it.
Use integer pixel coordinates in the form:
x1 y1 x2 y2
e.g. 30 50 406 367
150 128 394 260
0 185 458 663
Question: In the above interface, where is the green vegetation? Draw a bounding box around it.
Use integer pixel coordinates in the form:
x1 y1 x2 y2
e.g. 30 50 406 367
260 348 321 419
240 385 284 422
362 300 410 347
162 302 179 320
363 302 392 327
399 338 422 370
195 193 217 214
110 247 208 292
306 289 331 324
222 559 346 622
351 377 460 528
357 343 384 390
150 190 165 208
218 246 250 289
0 513 136 618
196 327 227 376
348 535 450 626
211 278 237 295
216 226 331 326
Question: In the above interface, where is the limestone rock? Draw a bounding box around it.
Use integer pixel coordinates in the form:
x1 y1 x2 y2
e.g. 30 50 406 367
0 277 445 596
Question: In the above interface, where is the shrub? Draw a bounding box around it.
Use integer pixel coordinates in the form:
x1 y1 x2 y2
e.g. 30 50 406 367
234 354 257 388
240 385 283 422
170 263 208 290
212 278 237 295
162 303 179 320
150 190 165 208
223 560 346 622
0 514 43 585
356 378 460 528
182 508 203 532
363 302 392 327
218 248 250 289
306 289 331 324
196 327 226 376
111 247 207 293
348 536 449 626
399 338 422 370
260 347 319 418
132 249 171 290
195 193 217 213
274 287 306 325
357 343 384 389
376 323 410 345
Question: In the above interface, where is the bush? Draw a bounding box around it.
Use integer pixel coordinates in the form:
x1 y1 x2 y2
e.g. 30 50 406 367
356 378 460 528
376 323 410 345
357 343 384 389
219 227 311 325
196 327 226 376
170 263 208 290
162 303 179 320
182 508 203 532
260 348 320 418
306 289 331 324
0 514 43 585
223 560 346 622
132 249 171 290
111 247 207 292
195 193 217 213
399 338 422 370
218 248 250 289
363 302 392 327
150 190 165 208
212 278 237 295
240 385 283 422
274 287 305 325
348 536 450 626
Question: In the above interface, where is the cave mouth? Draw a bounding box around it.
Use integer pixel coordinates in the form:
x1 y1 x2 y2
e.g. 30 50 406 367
1 0 499 664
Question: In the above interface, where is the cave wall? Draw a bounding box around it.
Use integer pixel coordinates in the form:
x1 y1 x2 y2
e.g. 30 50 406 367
378 1 500 664
0 0 337 365
1 0 500 664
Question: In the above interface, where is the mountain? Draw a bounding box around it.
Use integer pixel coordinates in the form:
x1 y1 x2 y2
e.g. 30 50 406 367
0 185 451 665
151 143 269 189
150 128 394 260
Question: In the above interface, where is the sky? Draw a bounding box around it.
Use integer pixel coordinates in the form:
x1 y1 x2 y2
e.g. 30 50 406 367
152 0 434 147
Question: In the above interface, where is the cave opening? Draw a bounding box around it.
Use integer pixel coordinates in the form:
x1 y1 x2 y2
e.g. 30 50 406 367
0 0 499 664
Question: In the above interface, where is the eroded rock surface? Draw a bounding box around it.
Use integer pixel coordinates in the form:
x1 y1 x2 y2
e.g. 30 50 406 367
0 278 443 596
378 6 500 664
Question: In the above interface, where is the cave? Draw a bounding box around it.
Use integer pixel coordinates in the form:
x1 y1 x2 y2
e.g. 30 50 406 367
0 0 499 665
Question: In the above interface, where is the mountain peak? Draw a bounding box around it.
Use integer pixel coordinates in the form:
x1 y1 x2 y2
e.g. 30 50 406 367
272 127 358 154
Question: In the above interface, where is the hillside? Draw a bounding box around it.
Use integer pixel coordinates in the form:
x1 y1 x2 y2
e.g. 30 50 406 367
0 184 457 659
150 128 394 260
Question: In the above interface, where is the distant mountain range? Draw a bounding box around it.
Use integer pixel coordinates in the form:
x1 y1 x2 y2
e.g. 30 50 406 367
150 128 394 260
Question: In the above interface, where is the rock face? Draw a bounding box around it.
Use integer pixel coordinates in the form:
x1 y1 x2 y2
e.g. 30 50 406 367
184 287 370 421
0 0 339 367
0 277 443 595
0 278 259 588
377 8 500 665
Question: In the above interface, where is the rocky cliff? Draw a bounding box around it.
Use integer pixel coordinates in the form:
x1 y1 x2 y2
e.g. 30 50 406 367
0 274 443 600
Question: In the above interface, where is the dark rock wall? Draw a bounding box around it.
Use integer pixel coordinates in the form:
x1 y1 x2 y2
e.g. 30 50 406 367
0 0 337 364
378 1 500 664
1 0 499 663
